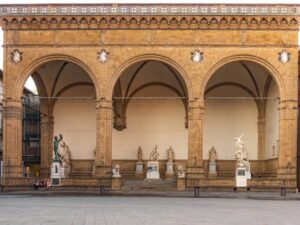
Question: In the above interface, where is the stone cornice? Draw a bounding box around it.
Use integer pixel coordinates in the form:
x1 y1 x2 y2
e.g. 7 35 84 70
1 4 300 16
0 5 299 30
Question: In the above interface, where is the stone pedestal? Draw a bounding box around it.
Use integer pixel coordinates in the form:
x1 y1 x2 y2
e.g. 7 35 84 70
146 161 160 179
50 160 61 186
245 164 251 179
165 162 174 179
208 162 217 178
236 167 247 187
135 162 144 179
111 177 122 190
177 178 186 191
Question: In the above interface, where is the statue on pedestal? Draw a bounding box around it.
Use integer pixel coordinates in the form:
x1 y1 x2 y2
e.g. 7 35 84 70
150 145 159 161
135 146 144 177
53 134 63 160
208 146 217 177
234 134 250 168
167 146 174 163
209 146 217 164
137 146 143 162
165 146 175 176
234 134 251 185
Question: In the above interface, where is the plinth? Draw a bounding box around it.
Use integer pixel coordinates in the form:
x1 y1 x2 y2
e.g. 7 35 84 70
146 161 160 179
165 162 174 179
236 167 247 187
135 162 144 179
208 162 217 178
51 160 61 186
112 177 122 190
177 178 186 191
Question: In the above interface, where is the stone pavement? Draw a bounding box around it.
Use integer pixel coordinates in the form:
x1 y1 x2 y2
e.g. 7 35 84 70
0 194 299 225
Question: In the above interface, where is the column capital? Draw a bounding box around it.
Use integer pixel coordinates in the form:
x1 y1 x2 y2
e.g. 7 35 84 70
188 98 204 121
96 98 113 110
3 105 23 119
278 99 298 111
188 98 204 109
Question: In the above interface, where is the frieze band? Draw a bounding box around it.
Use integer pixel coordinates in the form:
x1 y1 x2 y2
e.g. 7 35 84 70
0 4 300 16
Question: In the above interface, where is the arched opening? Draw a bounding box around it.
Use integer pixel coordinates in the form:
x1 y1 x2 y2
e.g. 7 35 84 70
203 61 280 178
22 60 97 177
112 60 189 178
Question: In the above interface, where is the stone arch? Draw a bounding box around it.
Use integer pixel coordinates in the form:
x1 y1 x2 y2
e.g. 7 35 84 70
108 54 193 99
200 54 284 100
16 54 100 100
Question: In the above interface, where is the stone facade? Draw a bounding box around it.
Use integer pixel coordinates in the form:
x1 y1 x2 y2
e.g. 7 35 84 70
0 4 299 191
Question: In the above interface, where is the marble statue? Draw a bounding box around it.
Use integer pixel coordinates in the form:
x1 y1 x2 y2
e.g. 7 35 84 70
58 140 72 177
234 134 250 168
59 141 71 165
167 146 175 163
177 165 185 178
137 146 143 162
53 134 63 160
209 146 217 164
112 164 121 177
150 145 159 161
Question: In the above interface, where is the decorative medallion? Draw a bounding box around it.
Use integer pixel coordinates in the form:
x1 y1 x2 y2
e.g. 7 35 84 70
97 49 109 63
278 49 290 64
10 49 23 64
191 49 203 63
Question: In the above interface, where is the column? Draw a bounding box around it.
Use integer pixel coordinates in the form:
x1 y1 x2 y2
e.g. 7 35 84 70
2 99 23 178
39 115 54 177
277 100 298 182
94 98 113 177
187 98 204 177
257 110 266 174
257 115 266 160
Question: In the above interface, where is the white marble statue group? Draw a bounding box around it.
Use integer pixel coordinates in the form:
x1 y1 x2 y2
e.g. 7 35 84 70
135 145 184 178
234 134 250 168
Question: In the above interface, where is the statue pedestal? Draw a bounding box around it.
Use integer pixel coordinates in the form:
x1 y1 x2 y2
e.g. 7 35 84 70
177 178 186 191
165 162 174 179
236 167 247 187
112 177 122 190
135 162 144 179
245 164 251 179
146 161 160 179
208 162 217 178
50 160 61 186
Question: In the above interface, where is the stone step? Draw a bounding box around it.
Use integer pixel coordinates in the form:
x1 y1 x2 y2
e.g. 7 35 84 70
69 170 93 178
122 179 177 191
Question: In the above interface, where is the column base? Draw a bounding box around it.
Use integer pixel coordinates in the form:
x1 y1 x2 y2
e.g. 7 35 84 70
277 167 297 180
2 165 24 178
187 167 205 179
94 166 111 178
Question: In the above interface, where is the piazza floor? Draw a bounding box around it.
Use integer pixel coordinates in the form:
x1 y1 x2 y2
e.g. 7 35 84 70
0 195 299 225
